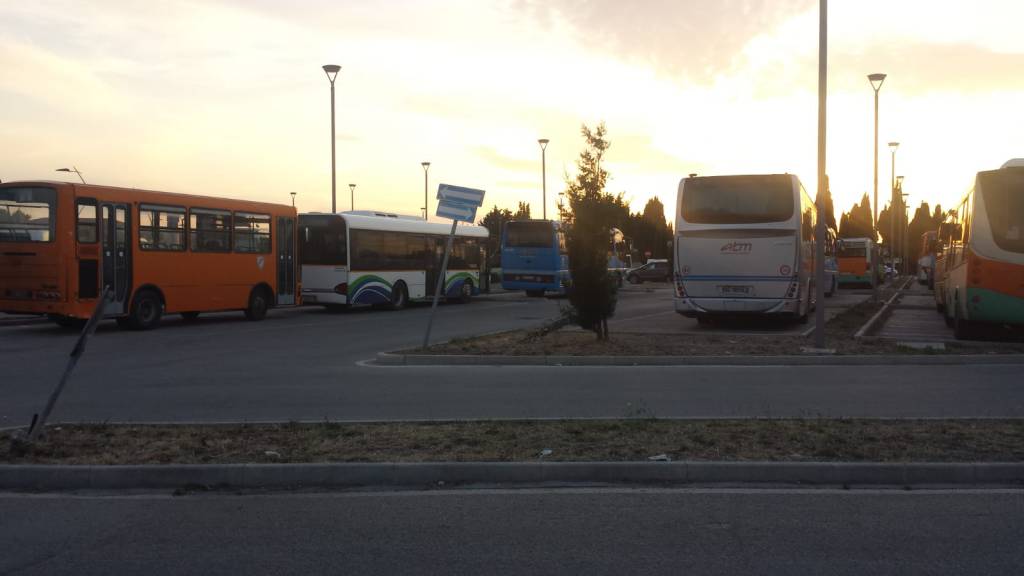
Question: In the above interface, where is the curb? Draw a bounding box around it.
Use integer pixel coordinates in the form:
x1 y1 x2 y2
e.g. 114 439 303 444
375 352 1024 367
1 462 1021 491
854 277 913 339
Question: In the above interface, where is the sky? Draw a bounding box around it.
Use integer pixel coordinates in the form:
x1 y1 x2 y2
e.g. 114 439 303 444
2 0 1023 225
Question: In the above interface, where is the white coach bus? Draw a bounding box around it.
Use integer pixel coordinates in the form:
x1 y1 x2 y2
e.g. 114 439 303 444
673 173 817 323
299 211 487 310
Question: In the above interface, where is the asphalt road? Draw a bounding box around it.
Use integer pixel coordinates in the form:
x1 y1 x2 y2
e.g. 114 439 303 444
2 488 1022 575
3 286 1021 426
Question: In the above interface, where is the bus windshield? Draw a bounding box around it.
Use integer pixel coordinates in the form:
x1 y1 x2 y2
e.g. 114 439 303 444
682 175 794 224
980 168 1024 254
0 187 56 242
505 221 554 248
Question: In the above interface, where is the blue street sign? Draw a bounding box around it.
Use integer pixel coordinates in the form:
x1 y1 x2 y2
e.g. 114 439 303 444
437 183 485 207
436 199 478 223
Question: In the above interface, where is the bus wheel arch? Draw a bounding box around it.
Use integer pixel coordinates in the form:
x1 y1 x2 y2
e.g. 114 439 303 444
244 283 274 321
389 281 408 310
457 278 474 303
127 286 165 330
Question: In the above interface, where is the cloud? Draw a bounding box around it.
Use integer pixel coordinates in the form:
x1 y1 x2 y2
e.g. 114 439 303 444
513 0 815 82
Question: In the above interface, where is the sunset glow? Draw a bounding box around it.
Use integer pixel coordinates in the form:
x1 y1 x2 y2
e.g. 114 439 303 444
2 0 1022 222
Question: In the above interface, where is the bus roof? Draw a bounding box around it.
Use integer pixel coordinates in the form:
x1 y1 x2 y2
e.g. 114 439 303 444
0 181 294 212
1000 158 1024 169
304 211 488 238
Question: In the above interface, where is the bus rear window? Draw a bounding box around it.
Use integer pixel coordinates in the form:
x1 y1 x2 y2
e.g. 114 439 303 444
682 175 794 224
980 168 1024 254
504 221 554 248
299 215 347 266
0 187 56 242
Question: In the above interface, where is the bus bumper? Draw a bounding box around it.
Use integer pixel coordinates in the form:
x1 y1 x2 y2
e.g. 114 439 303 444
674 296 800 317
301 290 347 306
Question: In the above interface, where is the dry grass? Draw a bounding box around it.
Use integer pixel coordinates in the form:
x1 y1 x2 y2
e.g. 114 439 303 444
3 419 1024 465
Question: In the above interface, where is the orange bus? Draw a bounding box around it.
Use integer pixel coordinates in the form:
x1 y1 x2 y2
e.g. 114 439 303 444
1 181 298 329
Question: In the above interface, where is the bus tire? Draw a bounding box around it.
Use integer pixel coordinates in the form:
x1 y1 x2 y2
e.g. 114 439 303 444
128 289 163 330
389 281 408 311
181 311 200 322
244 287 271 321
458 279 474 303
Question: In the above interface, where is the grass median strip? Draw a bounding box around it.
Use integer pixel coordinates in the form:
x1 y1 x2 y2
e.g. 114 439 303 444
3 419 1023 465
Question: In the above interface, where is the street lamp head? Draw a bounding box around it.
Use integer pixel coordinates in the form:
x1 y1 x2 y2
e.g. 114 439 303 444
868 73 887 92
56 168 72 173
538 138 549 150
421 161 430 170
349 183 356 190
888 141 900 151
322 64 341 83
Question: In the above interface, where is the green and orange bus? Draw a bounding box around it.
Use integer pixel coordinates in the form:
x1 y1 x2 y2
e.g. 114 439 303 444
937 159 1024 339
0 181 298 329
836 237 879 287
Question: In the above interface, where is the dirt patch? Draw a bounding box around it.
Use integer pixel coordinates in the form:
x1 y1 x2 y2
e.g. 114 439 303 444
4 420 1023 464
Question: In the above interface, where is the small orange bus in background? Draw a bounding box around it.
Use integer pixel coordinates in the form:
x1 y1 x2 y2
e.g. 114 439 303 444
1 181 298 329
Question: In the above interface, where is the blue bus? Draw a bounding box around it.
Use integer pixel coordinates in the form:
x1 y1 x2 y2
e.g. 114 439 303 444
500 220 568 297
500 219 630 297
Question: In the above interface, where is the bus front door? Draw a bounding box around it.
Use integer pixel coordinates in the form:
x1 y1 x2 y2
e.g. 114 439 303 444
100 203 131 315
277 216 296 305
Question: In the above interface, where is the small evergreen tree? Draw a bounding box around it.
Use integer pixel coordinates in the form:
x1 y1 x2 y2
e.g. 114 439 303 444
561 123 620 341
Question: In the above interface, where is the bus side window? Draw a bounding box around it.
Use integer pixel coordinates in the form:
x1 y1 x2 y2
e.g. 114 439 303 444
76 198 98 243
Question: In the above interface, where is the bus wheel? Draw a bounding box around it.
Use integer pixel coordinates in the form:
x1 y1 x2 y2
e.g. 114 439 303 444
458 280 474 303
389 281 408 311
181 311 200 322
244 287 271 321
128 290 163 330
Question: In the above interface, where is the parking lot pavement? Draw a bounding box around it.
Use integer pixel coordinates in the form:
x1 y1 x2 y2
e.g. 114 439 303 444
608 286 870 336
877 282 956 344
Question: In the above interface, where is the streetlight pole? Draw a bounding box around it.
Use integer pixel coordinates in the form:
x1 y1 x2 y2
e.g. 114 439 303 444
888 141 899 271
349 183 356 211
868 72 886 298
290 192 296 208
538 139 549 220
421 162 431 220
898 177 906 275
56 167 86 184
813 0 828 349
322 64 341 214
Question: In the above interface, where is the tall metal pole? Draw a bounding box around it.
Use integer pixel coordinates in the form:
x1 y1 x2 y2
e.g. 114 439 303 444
323 65 341 214
813 0 828 349
868 72 886 298
888 142 899 271
538 139 549 220
422 162 431 220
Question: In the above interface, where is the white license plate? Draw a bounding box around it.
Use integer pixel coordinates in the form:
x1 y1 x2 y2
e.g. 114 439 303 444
719 285 751 295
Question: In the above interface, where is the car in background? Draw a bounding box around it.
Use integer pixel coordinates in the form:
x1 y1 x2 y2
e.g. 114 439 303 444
625 260 671 284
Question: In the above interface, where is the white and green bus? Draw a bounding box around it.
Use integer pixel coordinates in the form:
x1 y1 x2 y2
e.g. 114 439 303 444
299 211 488 310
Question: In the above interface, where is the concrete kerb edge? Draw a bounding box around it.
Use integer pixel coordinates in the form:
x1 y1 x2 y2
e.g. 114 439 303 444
375 351 1024 366
854 277 913 339
1 462 1022 491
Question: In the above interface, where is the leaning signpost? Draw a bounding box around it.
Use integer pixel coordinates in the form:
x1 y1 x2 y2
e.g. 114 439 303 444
422 183 486 349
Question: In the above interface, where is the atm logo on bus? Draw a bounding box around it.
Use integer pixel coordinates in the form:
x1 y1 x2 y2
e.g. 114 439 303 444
721 242 752 254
